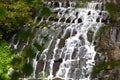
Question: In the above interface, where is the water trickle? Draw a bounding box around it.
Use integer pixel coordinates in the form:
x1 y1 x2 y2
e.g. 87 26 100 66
10 1 108 80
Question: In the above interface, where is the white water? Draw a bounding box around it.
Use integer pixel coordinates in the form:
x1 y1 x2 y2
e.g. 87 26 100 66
9 1 108 80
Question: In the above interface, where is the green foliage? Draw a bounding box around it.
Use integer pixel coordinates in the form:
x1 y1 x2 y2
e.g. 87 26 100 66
17 26 31 40
22 63 33 76
0 32 3 39
11 55 23 70
0 73 10 80
10 71 20 80
24 46 36 58
0 4 7 20
33 41 45 52
0 40 12 80
37 6 51 18
106 2 118 18
106 2 120 25
0 0 51 40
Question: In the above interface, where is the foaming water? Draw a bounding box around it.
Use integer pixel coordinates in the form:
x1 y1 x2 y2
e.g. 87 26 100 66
9 1 108 80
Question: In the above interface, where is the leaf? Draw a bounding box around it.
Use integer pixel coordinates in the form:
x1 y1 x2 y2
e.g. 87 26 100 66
0 4 7 20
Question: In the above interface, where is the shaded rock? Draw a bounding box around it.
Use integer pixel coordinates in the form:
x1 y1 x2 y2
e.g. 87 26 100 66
87 30 94 42
53 61 61 76
53 77 62 80
58 38 66 48
72 29 77 36
62 28 71 39
54 2 59 7
78 18 82 23
48 39 57 53
54 58 63 62
36 60 44 78
96 17 100 22
66 1 70 7
88 11 91 15
66 17 71 23
60 17 65 22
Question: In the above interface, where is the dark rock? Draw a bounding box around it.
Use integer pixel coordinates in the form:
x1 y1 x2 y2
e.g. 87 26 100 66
78 18 82 23
53 61 61 76
60 17 65 22
75 12 79 16
53 78 62 80
36 60 44 78
48 39 57 53
87 30 94 42
58 38 66 48
66 17 71 23
62 28 71 39
96 17 100 22
66 1 70 7
54 2 59 7
88 11 91 15
54 58 63 62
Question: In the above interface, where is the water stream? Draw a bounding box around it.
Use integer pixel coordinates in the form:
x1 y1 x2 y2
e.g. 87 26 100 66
9 1 108 80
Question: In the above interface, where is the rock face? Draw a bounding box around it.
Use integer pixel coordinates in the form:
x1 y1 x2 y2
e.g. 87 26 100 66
91 25 120 80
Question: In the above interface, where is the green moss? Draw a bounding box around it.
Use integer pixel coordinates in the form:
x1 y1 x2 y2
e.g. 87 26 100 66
92 62 108 76
92 60 120 76
106 2 118 18
22 63 33 77
23 46 36 58
94 25 109 40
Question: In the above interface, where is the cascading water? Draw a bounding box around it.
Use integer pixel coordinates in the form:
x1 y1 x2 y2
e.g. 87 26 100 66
9 1 108 80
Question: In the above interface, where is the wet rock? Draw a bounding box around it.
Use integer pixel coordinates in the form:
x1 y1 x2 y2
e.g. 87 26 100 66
88 11 91 15
66 1 70 7
53 61 61 76
72 18 76 23
54 58 63 62
62 28 71 39
54 2 59 7
96 17 100 22
101 19 108 23
72 29 77 36
36 60 44 78
48 39 57 53
78 18 82 23
53 78 62 80
87 31 94 42
66 17 71 23
57 29 64 38
60 17 65 22
75 12 79 16
58 38 66 48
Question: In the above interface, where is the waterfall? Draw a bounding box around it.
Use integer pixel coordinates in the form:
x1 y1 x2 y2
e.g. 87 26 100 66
9 1 108 80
